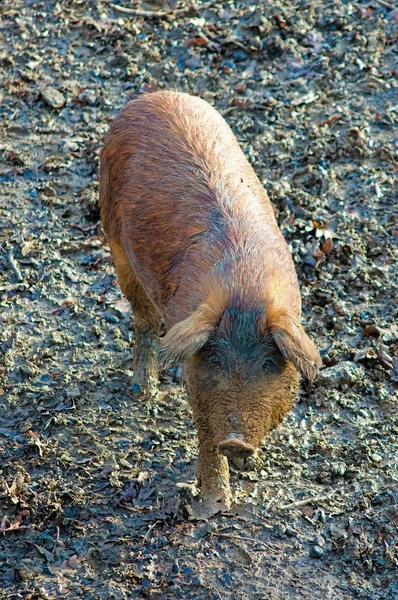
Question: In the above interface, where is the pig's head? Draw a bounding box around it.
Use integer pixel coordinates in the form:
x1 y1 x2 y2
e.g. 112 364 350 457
158 298 321 458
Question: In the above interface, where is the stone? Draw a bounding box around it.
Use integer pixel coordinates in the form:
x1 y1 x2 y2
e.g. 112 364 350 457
316 361 365 387
41 86 65 109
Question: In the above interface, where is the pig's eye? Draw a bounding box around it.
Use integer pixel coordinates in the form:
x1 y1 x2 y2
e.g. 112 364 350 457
262 357 280 373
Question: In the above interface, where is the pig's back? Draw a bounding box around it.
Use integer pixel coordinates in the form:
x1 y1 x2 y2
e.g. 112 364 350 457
100 91 298 321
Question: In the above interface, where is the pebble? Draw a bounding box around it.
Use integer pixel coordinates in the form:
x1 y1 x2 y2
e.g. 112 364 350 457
371 453 383 463
101 312 119 324
185 53 202 70
272 523 286 538
66 386 80 398
316 361 365 387
316 509 327 523
41 86 65 109
172 561 180 574
309 545 324 559
233 50 247 61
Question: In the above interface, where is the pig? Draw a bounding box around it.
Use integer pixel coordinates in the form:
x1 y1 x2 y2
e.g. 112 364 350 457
99 91 322 508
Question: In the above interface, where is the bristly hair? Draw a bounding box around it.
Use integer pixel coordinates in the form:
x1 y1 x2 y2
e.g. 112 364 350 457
199 300 286 380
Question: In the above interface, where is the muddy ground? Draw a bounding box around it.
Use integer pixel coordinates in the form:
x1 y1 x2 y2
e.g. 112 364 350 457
0 1 397 598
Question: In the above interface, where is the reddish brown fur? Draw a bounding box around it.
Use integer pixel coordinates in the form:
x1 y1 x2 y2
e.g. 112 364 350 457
100 91 322 507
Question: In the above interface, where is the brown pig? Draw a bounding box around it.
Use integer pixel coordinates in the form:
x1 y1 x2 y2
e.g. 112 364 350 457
99 91 322 508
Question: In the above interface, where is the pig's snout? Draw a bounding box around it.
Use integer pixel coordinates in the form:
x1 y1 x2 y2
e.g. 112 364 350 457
218 433 255 459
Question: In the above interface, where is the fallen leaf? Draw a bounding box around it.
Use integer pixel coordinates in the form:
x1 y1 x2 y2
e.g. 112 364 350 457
305 240 326 267
35 545 54 562
20 240 35 256
363 324 381 337
51 554 82 571
354 347 375 362
242 60 256 78
318 113 341 127
186 499 229 521
321 238 333 254
377 347 393 369
330 523 348 539
187 36 209 47
301 505 315 518
235 82 246 93
28 430 44 457
291 91 318 106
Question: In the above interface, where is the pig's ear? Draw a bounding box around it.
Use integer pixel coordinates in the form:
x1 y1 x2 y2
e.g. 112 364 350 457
269 314 322 381
158 304 218 370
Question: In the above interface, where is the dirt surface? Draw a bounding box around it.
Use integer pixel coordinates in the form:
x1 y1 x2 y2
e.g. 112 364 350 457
1 1 397 598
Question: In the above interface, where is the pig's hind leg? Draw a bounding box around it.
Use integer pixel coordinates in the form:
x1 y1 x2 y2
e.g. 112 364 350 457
111 243 161 396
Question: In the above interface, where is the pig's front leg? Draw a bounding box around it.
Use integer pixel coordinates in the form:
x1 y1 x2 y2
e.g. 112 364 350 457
132 316 161 396
194 414 231 509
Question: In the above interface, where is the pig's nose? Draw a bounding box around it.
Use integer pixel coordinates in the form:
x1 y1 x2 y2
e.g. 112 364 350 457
218 434 255 459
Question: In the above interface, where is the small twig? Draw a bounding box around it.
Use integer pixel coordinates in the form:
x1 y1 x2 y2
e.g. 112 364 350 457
0 525 31 534
375 0 395 9
213 532 278 551
261 488 284 513
3 480 12 496
52 525 60 554
143 520 160 542
264 496 276 513
240 508 273 528
109 1 191 16
109 0 218 18
279 494 329 511
0 515 31 534
6 248 23 282
70 223 100 232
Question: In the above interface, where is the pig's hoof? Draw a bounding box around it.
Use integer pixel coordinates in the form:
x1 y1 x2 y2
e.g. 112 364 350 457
218 435 255 459
199 479 231 509
132 374 158 398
